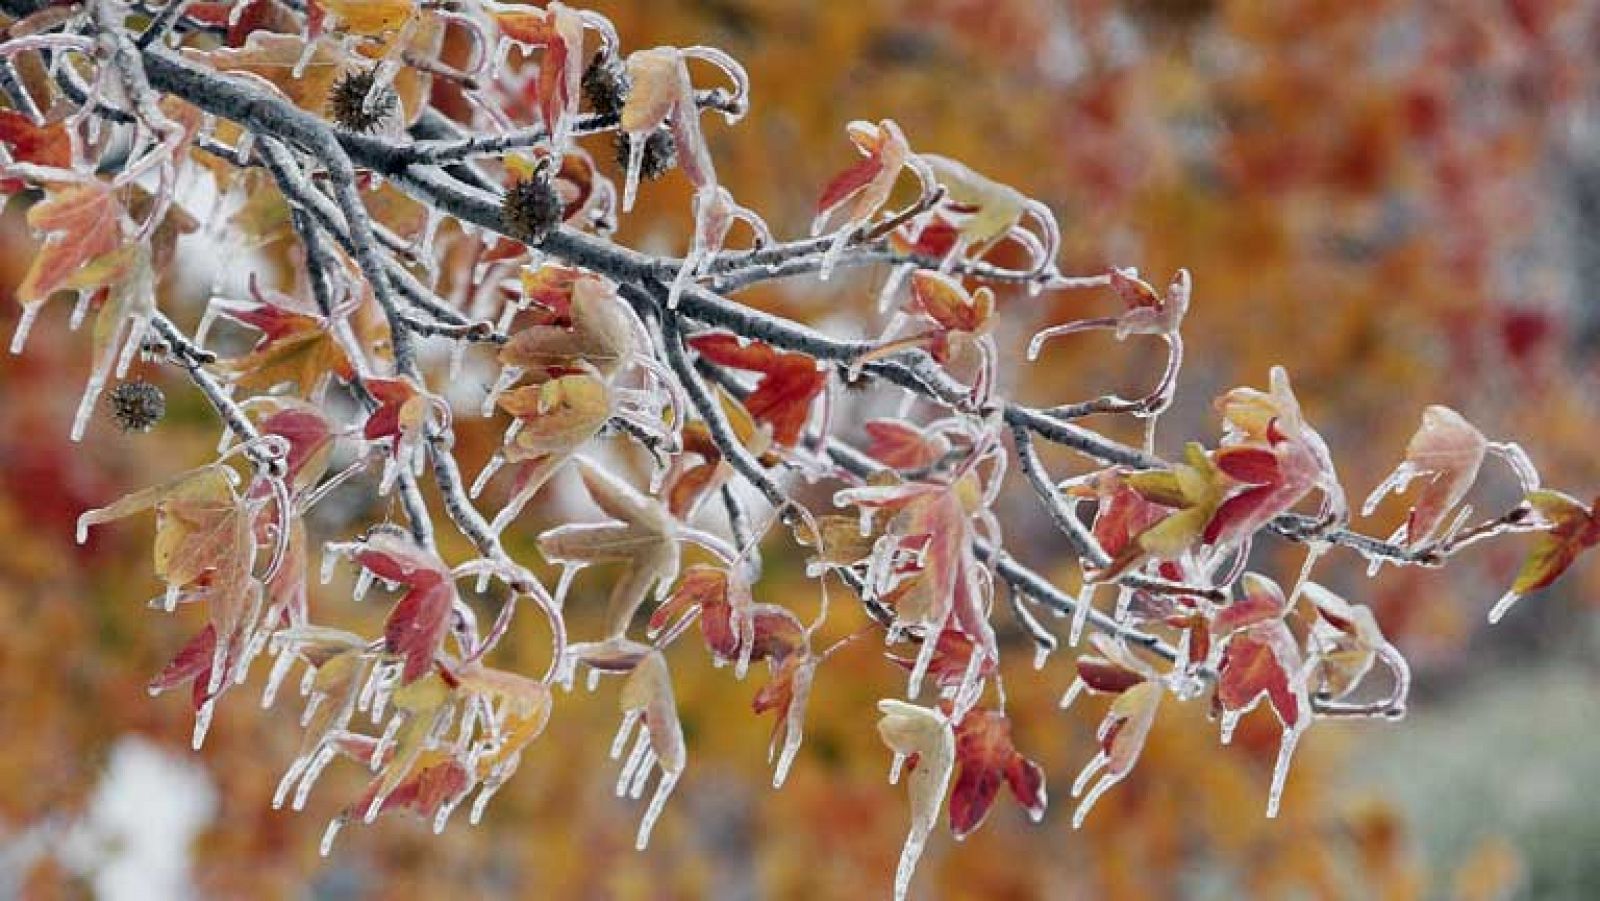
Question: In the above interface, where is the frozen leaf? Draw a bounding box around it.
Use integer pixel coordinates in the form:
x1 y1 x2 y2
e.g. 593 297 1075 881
689 332 825 447
1302 582 1391 701
1213 572 1288 635
613 650 685 849
538 458 679 640
492 1 588 147
814 119 916 238
14 179 130 348
876 700 955 901
751 652 816 788
1490 490 1600 623
1363 405 1487 547
256 399 336 491
948 708 1046 840
1209 367 1344 549
0 108 72 178
218 280 354 397
1071 679 1162 828
350 532 456 684
1215 619 1309 818
864 419 949 471
321 0 415 35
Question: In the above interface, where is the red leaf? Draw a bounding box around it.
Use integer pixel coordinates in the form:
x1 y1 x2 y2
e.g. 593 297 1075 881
864 420 944 470
1217 622 1302 728
949 709 1046 839
355 533 455 683
689 332 825 446
0 109 72 169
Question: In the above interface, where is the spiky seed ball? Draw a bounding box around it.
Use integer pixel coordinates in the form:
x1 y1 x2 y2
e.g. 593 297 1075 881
582 53 630 118
109 379 166 432
327 67 399 133
616 129 678 181
501 174 564 244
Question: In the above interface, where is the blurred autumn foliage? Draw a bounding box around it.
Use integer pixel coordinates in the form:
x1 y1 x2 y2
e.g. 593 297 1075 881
5 0 1600 897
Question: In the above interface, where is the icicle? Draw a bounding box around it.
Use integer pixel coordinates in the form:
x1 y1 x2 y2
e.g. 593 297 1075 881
320 546 341 584
904 630 938 699
1070 581 1096 646
272 755 307 810
163 583 182 612
299 666 318 699
554 564 580 612
1488 590 1522 624
1033 644 1051 671
887 751 907 786
1071 751 1107 798
627 748 658 800
1219 709 1243 745
611 709 642 759
634 769 678 850
352 568 375 602
262 646 298 708
586 666 603 693
68 290 92 331
892 826 928 901
293 745 337 811
620 133 645 213
371 714 404 771
771 667 813 789
1072 772 1122 830
470 455 504 498
319 817 345 857
70 371 108 442
191 698 217 750
9 304 39 355
1265 727 1304 819
448 341 467 381
469 780 502 825
292 40 317 80
818 229 852 282
1059 678 1086 710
